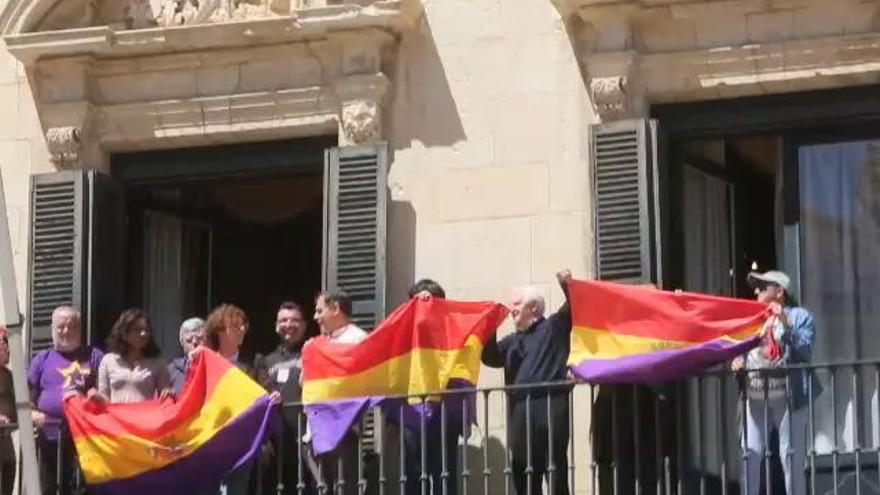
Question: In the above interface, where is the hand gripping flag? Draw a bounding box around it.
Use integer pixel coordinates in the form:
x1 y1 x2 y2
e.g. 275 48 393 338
64 348 279 495
568 280 770 384
302 298 508 455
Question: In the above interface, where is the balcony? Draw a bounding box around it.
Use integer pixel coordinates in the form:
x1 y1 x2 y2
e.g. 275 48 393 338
26 360 880 494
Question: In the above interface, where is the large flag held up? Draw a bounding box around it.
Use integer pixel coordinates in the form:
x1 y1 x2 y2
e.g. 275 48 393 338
568 279 770 384
302 298 508 455
64 348 278 495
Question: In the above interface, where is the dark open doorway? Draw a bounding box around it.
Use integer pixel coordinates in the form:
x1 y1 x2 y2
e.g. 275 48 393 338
109 136 334 360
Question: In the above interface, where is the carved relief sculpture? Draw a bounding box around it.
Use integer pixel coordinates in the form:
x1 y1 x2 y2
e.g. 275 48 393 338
341 100 381 145
46 127 83 168
589 76 629 120
154 0 291 27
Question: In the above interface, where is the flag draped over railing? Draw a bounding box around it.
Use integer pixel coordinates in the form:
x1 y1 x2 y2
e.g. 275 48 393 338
302 298 508 454
64 348 278 495
568 280 769 384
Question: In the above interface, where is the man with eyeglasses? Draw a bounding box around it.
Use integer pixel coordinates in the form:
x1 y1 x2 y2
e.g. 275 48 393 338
255 301 313 494
733 270 817 495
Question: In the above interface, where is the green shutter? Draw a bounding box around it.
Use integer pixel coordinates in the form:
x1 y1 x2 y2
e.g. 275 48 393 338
27 172 87 356
323 143 388 330
590 119 662 285
28 171 125 356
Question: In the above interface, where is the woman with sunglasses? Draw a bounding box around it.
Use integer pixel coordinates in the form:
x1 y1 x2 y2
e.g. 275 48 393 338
95 309 172 404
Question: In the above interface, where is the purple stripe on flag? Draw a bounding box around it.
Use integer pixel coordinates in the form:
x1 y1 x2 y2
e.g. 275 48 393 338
306 380 478 455
306 397 383 456
88 395 279 495
570 336 760 384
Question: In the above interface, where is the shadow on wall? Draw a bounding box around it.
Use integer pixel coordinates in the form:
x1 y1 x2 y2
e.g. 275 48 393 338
388 13 466 151
386 198 416 309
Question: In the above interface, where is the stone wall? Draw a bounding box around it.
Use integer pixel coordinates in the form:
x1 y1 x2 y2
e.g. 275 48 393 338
384 0 594 490
0 0 50 311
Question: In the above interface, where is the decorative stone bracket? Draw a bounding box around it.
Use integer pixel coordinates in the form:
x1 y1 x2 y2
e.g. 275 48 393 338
45 126 83 168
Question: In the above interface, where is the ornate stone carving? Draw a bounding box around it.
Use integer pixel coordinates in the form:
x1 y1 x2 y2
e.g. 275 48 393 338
340 100 381 145
589 75 629 119
153 0 290 28
46 126 83 168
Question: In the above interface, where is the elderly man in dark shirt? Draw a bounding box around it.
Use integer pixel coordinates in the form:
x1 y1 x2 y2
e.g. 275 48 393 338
482 269 572 495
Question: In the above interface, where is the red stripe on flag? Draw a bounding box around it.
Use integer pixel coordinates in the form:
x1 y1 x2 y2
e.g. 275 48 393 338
302 299 508 381
570 280 768 344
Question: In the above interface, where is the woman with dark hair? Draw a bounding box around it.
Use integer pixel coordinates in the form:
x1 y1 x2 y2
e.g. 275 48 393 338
95 309 172 404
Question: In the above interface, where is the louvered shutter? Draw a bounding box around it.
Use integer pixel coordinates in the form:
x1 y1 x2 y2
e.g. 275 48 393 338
590 119 662 285
323 143 388 461
27 171 125 357
27 172 87 356
323 144 388 330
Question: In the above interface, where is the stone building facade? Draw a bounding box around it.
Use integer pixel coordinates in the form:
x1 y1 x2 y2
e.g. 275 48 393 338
2 0 880 493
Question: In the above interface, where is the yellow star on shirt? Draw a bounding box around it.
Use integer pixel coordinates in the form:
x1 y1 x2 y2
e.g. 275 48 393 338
57 361 91 389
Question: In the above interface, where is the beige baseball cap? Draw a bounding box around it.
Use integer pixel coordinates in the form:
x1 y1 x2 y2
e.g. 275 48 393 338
747 270 791 291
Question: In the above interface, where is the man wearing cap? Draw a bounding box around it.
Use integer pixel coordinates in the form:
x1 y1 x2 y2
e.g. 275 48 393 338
167 317 205 394
734 270 816 495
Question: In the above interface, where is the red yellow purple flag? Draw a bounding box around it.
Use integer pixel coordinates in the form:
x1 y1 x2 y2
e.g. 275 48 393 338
568 279 770 383
64 348 278 495
302 298 508 454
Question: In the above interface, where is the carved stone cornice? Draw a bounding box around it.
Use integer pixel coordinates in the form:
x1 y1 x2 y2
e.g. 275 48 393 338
552 0 880 120
2 0 418 162
4 3 419 64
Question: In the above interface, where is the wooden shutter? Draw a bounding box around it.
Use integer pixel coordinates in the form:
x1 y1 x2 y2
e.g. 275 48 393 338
87 172 126 345
28 171 125 356
323 143 388 330
28 172 87 356
590 119 662 285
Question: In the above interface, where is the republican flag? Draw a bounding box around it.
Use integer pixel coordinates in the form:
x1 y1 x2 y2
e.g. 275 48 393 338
64 348 278 495
302 298 508 454
568 280 769 383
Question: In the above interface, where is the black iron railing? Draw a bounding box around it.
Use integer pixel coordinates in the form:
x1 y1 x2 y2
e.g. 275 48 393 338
31 361 880 494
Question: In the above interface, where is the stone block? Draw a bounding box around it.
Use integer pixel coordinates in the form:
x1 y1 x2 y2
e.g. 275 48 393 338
418 216 532 292
493 93 566 167
636 12 697 52
548 162 588 213
240 59 292 92
431 164 549 221
197 65 241 96
0 84 19 139
705 0 767 17
425 0 505 47
15 82 42 141
747 10 794 43
844 2 880 34
0 141 31 207
0 54 20 85
792 5 845 38
695 13 747 48
530 212 588 282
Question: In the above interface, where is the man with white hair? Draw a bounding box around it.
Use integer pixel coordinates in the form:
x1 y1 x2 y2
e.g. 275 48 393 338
482 269 573 495
167 316 205 394
27 305 103 495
